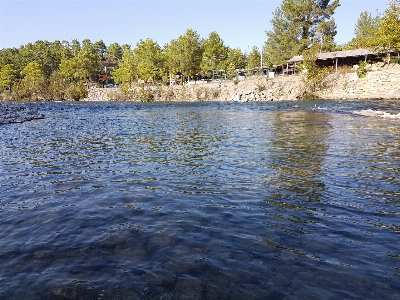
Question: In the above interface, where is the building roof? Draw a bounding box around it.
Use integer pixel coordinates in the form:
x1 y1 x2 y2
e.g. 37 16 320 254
288 49 375 63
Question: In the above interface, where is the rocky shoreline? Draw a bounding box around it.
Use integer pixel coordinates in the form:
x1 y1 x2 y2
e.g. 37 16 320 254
84 65 400 102
0 103 44 125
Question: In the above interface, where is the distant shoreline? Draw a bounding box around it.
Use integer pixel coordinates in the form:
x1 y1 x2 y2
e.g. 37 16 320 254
2 66 400 103
83 66 400 102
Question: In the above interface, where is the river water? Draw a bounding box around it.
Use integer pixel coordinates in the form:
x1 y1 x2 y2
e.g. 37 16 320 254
0 100 399 299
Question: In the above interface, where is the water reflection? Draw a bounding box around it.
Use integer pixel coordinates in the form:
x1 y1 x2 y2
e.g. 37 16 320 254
259 111 333 264
267 111 330 202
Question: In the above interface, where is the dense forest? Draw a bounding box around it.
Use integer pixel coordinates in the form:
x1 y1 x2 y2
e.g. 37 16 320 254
0 30 250 101
0 0 398 101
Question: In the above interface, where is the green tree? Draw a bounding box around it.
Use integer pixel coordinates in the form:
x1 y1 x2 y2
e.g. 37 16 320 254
246 46 261 70
82 39 94 54
21 62 45 87
225 48 246 69
265 0 340 65
122 44 131 51
48 71 68 100
59 49 100 81
60 40 73 59
299 44 329 93
33 40 61 77
94 40 107 59
371 0 400 52
354 11 379 39
10 40 64 77
71 39 81 57
59 58 75 81
106 42 123 63
66 82 87 101
14 43 36 73
0 64 17 91
264 8 304 65
19 61 47 99
133 38 164 82
348 0 400 60
200 31 228 74
111 48 137 87
164 29 203 82
0 48 19 69
346 11 380 49
222 48 246 77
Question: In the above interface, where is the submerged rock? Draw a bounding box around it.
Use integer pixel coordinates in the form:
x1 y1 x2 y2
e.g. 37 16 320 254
0 103 44 125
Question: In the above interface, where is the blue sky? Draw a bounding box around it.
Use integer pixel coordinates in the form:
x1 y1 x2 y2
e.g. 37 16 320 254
0 0 388 52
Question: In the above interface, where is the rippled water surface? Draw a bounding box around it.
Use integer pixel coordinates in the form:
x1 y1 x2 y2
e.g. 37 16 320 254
1 100 400 299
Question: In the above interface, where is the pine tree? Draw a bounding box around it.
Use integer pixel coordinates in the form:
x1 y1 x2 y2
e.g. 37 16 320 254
200 31 228 75
111 48 137 86
346 11 379 50
354 11 379 39
0 64 17 91
264 0 340 65
224 48 246 74
133 39 164 82
246 46 261 70
164 29 203 82
106 43 123 63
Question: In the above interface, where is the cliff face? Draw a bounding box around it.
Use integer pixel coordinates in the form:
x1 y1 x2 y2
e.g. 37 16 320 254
85 67 400 102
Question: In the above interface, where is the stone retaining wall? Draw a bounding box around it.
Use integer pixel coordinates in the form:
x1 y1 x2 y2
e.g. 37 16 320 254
317 69 400 100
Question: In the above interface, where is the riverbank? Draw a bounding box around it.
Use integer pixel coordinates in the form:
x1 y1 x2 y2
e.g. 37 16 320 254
84 65 400 102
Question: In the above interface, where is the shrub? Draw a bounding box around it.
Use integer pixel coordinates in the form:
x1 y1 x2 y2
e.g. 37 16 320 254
196 87 206 100
300 45 330 93
301 92 321 100
357 60 369 78
256 83 266 92
136 87 155 102
212 88 220 98
163 89 175 101
66 83 87 101
48 71 68 100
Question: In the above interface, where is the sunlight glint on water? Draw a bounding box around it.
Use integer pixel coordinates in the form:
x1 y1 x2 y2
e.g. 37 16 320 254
0 101 399 299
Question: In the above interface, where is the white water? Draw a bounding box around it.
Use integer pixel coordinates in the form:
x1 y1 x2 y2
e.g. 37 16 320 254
352 109 400 119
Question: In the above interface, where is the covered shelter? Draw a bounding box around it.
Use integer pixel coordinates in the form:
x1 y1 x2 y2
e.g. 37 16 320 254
288 49 377 72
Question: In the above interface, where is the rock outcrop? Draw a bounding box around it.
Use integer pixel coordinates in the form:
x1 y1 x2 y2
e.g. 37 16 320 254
0 103 44 125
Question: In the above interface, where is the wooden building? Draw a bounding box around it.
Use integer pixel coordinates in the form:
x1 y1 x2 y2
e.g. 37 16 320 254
288 49 378 73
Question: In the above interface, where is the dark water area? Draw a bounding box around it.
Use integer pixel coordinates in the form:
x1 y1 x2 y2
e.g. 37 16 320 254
1 100 399 299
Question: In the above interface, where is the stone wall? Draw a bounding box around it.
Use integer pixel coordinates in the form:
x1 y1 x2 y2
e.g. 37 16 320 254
317 68 400 100
84 88 119 101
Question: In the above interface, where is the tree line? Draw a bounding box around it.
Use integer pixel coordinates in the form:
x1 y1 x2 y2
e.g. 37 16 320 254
1 0 398 101
0 31 254 101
